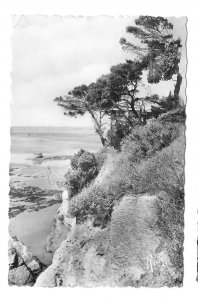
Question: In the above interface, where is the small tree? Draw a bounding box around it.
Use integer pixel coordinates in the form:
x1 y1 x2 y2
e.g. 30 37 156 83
104 60 145 123
54 60 146 147
65 149 99 197
54 84 108 145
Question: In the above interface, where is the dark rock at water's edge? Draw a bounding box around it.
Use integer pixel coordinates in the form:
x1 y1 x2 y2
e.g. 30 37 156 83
34 152 44 159
8 236 46 286
9 185 62 218
32 154 72 165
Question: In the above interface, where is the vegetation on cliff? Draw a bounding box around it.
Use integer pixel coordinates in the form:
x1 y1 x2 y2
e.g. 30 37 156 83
54 16 184 149
51 16 185 286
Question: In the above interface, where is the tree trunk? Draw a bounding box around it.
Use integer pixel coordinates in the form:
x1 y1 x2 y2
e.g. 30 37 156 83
86 106 106 146
93 118 106 146
95 126 106 146
174 73 182 100
130 102 140 119
100 135 107 146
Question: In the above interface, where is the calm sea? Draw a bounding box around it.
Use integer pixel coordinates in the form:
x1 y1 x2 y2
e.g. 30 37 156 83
10 126 101 166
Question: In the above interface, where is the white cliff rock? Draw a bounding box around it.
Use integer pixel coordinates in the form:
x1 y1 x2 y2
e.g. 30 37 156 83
46 189 76 253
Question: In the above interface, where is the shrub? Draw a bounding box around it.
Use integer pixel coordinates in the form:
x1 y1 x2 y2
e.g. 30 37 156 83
121 120 180 163
154 191 184 276
95 146 117 170
135 133 185 196
65 149 99 197
157 107 186 124
70 185 114 226
106 121 131 150
70 122 184 236
133 134 185 274
70 149 97 171
149 93 182 119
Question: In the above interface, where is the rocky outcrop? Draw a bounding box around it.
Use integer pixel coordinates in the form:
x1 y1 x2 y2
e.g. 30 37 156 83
45 157 115 254
46 190 75 253
35 193 178 287
8 236 45 286
109 194 174 286
35 221 110 287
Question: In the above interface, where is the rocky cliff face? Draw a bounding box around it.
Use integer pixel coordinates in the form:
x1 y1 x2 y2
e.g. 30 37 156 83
46 190 75 253
8 236 45 286
35 192 177 287
35 154 181 287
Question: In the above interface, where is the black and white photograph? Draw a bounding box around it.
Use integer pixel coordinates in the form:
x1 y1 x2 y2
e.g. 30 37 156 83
8 15 186 287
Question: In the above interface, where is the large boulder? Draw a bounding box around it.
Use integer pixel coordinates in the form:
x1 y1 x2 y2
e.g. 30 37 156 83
8 236 45 286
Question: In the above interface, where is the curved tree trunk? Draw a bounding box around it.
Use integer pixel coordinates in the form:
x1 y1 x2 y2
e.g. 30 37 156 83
86 106 106 146
174 73 182 100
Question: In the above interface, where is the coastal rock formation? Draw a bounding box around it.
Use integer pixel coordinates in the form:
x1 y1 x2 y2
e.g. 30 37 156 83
46 190 75 253
35 193 175 287
8 236 45 286
109 194 173 286
36 221 110 287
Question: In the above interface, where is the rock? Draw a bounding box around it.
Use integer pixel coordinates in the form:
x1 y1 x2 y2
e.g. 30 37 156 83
9 265 33 286
46 189 75 253
35 152 44 159
8 236 45 286
35 265 57 287
108 194 172 286
36 193 178 287
35 222 110 287
110 194 161 271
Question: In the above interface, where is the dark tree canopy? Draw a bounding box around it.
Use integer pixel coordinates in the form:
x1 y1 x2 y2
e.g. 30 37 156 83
54 17 184 148
120 16 183 98
54 83 108 145
54 60 146 146
102 60 145 122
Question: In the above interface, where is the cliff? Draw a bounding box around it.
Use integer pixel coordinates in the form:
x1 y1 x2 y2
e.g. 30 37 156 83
35 193 175 287
35 133 184 287
46 190 75 253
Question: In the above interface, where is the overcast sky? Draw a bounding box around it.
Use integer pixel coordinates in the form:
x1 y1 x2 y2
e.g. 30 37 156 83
11 16 186 127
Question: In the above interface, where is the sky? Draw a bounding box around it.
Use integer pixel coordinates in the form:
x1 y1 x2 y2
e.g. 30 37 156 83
11 16 187 127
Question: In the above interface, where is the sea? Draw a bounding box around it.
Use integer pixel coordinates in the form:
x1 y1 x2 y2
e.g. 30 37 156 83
9 126 101 265
10 126 101 167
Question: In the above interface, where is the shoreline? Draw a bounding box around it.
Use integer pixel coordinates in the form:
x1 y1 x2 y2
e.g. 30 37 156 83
9 155 69 265
9 161 67 218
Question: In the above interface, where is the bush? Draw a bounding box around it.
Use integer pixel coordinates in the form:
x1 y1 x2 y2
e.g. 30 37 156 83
71 185 114 226
106 121 131 150
65 149 99 197
69 119 185 280
135 133 185 196
121 120 180 163
154 191 184 276
131 134 185 275
95 146 117 170
70 122 184 232
70 149 97 171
